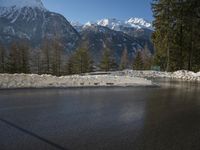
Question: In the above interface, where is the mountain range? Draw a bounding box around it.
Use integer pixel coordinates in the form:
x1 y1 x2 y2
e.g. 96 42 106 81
71 18 152 31
0 0 154 65
0 0 80 51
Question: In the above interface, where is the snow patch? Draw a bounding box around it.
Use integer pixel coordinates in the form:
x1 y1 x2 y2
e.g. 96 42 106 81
97 18 152 30
0 0 45 9
0 74 152 89
71 17 153 31
126 18 152 29
119 70 200 82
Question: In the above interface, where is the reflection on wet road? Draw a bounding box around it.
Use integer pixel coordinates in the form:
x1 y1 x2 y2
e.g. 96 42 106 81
0 81 199 150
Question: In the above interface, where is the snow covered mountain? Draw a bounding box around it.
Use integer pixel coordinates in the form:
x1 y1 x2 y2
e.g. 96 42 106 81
72 18 154 64
97 18 152 30
0 0 154 67
72 17 153 31
0 0 80 50
0 0 44 9
78 24 154 66
125 18 152 29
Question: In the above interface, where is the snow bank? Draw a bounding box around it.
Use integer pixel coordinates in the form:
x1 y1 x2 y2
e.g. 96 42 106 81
172 70 200 81
0 74 152 89
0 70 198 89
118 70 200 82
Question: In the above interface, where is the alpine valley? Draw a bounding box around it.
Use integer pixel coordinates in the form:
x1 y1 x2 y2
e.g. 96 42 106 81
0 0 154 65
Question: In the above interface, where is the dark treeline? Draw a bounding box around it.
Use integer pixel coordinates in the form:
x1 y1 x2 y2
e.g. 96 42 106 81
0 39 152 75
0 39 67 76
0 41 30 74
152 0 200 71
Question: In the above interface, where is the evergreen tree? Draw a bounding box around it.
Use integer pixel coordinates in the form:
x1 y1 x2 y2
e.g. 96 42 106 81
66 54 75 75
133 52 144 70
0 43 6 73
51 38 62 76
119 47 129 70
7 42 30 73
30 48 44 74
18 42 30 73
41 39 51 74
185 0 200 71
70 48 93 74
100 48 117 71
152 0 200 71
100 48 110 71
152 0 174 71
142 43 153 70
7 43 19 73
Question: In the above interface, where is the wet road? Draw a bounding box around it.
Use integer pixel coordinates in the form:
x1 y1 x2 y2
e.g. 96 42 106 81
0 81 200 150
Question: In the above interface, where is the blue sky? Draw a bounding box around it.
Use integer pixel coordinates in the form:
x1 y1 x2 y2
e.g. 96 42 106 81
43 0 153 23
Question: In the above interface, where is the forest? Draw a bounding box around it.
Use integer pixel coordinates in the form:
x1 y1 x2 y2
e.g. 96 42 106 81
152 0 200 72
0 0 199 76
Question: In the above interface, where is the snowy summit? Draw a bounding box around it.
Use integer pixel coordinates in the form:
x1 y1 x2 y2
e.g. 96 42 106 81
0 0 45 9
125 18 152 29
74 17 153 31
97 18 152 30
97 18 124 30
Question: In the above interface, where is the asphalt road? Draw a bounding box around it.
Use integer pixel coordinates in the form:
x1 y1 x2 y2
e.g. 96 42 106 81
0 85 200 150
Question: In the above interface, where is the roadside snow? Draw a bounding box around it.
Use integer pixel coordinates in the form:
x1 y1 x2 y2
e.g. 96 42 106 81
0 70 199 89
0 74 152 89
116 70 200 82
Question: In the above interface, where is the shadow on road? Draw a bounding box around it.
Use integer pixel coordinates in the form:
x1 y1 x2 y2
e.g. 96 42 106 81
0 118 69 150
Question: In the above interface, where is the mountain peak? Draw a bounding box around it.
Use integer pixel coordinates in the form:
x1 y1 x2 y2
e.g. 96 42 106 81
70 21 82 27
76 17 152 31
97 18 121 26
0 0 45 9
126 17 152 29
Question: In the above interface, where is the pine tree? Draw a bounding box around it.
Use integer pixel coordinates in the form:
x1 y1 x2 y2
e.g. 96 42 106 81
119 47 129 70
7 42 30 73
152 0 174 71
0 43 6 73
152 0 200 71
71 48 93 74
184 0 200 71
66 55 75 75
100 48 117 71
142 43 153 70
133 52 144 70
41 39 51 74
30 48 42 74
18 42 30 73
7 43 19 73
51 38 62 76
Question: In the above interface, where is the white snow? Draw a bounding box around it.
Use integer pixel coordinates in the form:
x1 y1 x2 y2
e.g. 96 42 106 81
0 74 152 89
97 18 124 31
83 21 95 28
0 0 45 9
70 21 82 27
0 70 199 89
0 0 46 21
126 18 152 29
10 9 21 23
118 70 200 82
96 18 153 30
3 26 15 35
72 17 153 31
